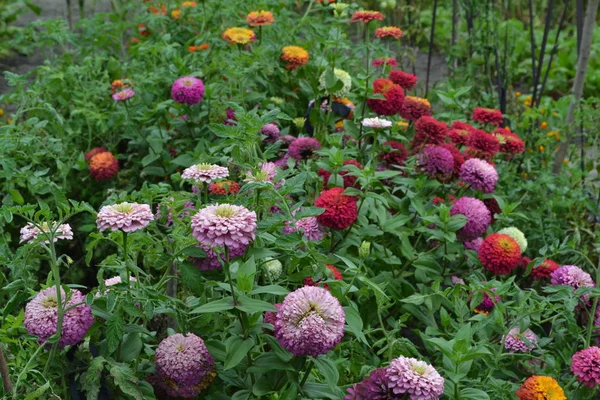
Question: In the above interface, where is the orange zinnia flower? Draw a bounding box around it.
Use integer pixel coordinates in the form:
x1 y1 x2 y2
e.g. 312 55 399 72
281 46 309 70
350 10 384 23
199 43 209 50
222 27 256 45
188 45 198 52
246 10 275 26
375 26 403 39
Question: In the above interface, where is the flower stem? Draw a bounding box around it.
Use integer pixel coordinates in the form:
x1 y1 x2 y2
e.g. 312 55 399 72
299 359 314 389
224 247 238 306
43 241 63 375
203 183 209 204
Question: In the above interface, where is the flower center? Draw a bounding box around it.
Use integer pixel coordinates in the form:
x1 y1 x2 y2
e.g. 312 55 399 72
412 364 427 375
183 79 194 87
215 205 237 218
41 296 58 308
116 203 134 214
195 163 214 171
176 343 185 352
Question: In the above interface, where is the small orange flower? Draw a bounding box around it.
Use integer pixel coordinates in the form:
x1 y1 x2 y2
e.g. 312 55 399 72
208 180 241 196
540 121 548 129
222 27 256 45
199 43 209 50
547 131 560 141
182 1 196 6
396 120 409 130
538 145 545 152
188 45 198 52
148 4 166 15
552 112 558 117
0 109 4 116
375 26 403 39
515 92 521 97
138 24 150 37
281 46 309 70
171 8 181 19
89 152 119 181
246 10 275 26
130 37 140 44
350 10 384 23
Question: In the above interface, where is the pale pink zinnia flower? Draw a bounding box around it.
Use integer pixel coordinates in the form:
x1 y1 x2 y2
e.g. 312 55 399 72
245 162 279 184
20 222 73 244
283 215 325 241
112 88 135 101
96 202 154 232
182 163 229 184
386 356 445 399
191 204 257 250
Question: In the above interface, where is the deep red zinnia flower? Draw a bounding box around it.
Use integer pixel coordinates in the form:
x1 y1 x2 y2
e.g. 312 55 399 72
451 121 475 131
350 10 384 23
366 78 405 116
447 129 470 146
389 70 417 91
315 187 358 230
379 140 408 169
208 180 241 196
530 259 560 280
325 264 343 280
88 151 119 181
399 96 431 122
319 160 363 189
465 129 500 159
494 129 525 155
439 143 465 174
85 147 108 162
472 107 504 126
372 57 397 67
411 116 448 151
478 233 522 275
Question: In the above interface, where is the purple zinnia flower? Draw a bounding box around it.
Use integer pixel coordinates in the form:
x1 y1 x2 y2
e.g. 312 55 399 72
459 158 498 193
224 108 236 125
504 327 538 353
191 204 257 251
288 137 321 160
475 288 500 314
416 146 454 181
24 287 94 348
264 303 282 326
171 76 205 105
192 243 248 271
96 202 154 232
386 356 444 400
112 88 135 101
464 237 483 252
283 215 325 241
345 368 396 399
182 163 229 184
571 346 600 388
274 154 291 169
154 333 216 398
551 265 594 290
261 123 280 142
451 276 465 285
450 197 491 241
20 222 73 244
274 286 345 356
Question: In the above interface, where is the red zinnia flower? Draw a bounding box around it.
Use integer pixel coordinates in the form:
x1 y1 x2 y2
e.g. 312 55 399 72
379 140 408 169
325 264 343 280
350 10 384 24
439 143 465 174
375 26 403 39
319 159 363 189
389 70 417 90
85 147 108 162
472 107 504 126
493 128 525 155
315 187 358 230
451 121 475 131
478 233 522 275
372 57 397 67
366 78 405 116
88 151 119 181
208 180 240 196
465 129 500 159
411 116 448 151
399 96 431 122
530 259 560 280
447 129 470 146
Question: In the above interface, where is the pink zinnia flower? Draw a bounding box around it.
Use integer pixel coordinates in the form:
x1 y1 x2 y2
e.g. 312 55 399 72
191 204 257 251
192 243 248 271
154 333 216 398
416 146 454 181
96 202 154 232
24 287 94 348
571 346 600 388
182 163 229 184
386 356 445 399
450 197 491 240
274 286 345 356
551 265 594 290
171 76 205 105
504 328 538 353
288 137 321 160
112 88 135 101
283 214 325 241
20 222 73 244
459 158 498 193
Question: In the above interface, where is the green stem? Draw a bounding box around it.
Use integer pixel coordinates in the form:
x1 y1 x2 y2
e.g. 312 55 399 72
330 195 367 252
203 183 209 204
224 247 238 306
342 260 363 298
299 359 314 389
43 242 63 376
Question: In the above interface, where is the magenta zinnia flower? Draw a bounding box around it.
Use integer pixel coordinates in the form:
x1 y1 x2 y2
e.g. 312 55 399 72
171 76 205 105
450 197 491 241
182 163 229 184
274 286 345 356
261 123 280 142
571 346 600 388
386 356 445 399
288 137 321 160
551 265 594 290
416 146 454 181
504 328 538 353
96 202 154 232
20 222 73 244
192 243 248 271
154 333 216 398
191 204 257 251
112 88 135 101
345 368 395 399
283 215 325 241
459 158 498 193
464 237 483 252
24 287 94 348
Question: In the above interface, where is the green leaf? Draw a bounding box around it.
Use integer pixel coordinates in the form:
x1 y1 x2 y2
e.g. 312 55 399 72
236 296 277 313
120 333 143 363
179 261 204 296
263 335 293 362
302 382 343 399
109 363 144 400
80 356 106 400
224 336 255 370
248 353 295 373
106 314 125 353
9 189 24 205
313 356 339 391
343 306 368 345
25 382 50 400
190 297 235 313
249 285 289 296
460 388 490 400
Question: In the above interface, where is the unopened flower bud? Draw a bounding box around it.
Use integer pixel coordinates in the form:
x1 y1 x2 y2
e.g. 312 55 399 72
359 241 371 259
